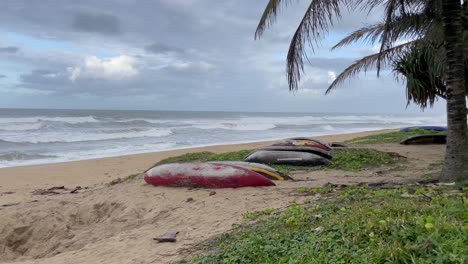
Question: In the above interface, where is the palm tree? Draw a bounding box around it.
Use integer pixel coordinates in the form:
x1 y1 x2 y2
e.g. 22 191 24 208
439 0 468 180
327 0 466 110
255 0 467 181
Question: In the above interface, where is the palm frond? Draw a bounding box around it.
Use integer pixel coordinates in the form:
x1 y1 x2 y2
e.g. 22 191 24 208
326 40 416 94
255 0 291 39
332 24 385 50
333 11 436 50
376 0 400 75
286 0 347 90
393 41 447 108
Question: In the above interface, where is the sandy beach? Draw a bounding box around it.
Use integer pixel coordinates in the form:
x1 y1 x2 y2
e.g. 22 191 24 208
0 129 445 264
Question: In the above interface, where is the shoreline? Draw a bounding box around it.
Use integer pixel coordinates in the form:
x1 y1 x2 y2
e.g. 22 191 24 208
0 128 448 264
0 126 404 169
0 129 397 190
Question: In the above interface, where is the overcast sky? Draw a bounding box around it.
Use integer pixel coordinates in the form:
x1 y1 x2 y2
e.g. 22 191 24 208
0 0 445 113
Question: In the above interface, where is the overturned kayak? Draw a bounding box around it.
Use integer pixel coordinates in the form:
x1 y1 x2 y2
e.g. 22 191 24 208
245 150 331 166
400 134 447 145
329 141 348 148
144 163 275 188
273 139 331 152
400 126 447 132
258 145 332 160
287 137 332 151
208 161 292 180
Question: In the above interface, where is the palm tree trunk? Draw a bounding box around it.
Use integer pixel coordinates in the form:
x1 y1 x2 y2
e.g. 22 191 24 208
440 0 468 182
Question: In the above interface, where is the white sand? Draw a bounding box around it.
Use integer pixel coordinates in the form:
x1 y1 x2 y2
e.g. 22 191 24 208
0 129 445 264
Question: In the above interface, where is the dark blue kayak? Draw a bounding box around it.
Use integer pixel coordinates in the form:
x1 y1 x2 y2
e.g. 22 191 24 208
400 126 447 132
400 134 447 145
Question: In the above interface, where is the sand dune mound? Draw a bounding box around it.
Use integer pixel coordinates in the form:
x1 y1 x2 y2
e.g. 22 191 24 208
0 178 301 264
0 196 150 262
0 142 445 264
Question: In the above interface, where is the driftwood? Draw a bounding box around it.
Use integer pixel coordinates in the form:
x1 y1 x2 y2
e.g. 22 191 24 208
153 231 179 243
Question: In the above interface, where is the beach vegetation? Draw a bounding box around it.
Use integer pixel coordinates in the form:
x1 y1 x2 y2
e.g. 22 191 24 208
346 129 447 144
294 186 334 195
327 148 402 171
254 0 467 181
153 148 403 174
153 151 216 167
153 150 253 168
124 173 141 181
243 208 276 221
186 186 467 263
428 160 445 171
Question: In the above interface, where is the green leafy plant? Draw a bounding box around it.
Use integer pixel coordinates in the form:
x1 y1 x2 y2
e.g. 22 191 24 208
151 148 403 174
347 130 447 145
188 186 467 263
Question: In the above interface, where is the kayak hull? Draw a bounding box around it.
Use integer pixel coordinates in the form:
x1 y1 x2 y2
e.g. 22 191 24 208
258 146 332 160
400 135 447 145
285 138 332 151
400 126 447 132
144 163 275 188
208 161 292 180
245 150 331 166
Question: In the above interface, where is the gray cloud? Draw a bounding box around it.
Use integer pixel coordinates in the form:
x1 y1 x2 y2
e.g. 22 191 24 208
0 46 19 53
0 74 6 78
72 13 121 35
0 0 438 113
145 43 184 55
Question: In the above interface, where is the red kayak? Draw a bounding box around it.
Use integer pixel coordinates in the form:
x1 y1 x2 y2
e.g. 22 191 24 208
144 162 275 188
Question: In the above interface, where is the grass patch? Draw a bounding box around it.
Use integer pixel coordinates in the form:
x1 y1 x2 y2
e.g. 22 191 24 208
428 160 444 171
326 148 403 172
267 148 404 174
153 148 403 174
123 173 140 181
155 150 253 166
207 150 253 162
243 208 276 221
347 130 447 145
156 151 217 165
188 186 467 264
294 186 336 195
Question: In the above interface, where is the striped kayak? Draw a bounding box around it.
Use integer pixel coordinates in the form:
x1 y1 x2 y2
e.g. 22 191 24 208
245 150 331 166
144 162 275 188
208 161 292 180
273 138 332 151
258 145 332 160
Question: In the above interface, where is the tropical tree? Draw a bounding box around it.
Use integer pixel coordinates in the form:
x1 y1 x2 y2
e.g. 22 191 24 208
327 0 467 109
439 0 467 180
255 0 467 181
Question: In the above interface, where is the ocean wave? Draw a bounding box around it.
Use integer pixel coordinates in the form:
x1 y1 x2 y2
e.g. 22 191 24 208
186 114 446 131
0 142 177 168
0 152 56 161
194 122 276 131
0 128 173 144
0 122 44 131
320 125 335 131
322 114 446 124
0 116 99 125
113 118 172 124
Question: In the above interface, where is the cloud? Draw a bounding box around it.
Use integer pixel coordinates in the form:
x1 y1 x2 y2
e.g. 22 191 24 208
0 0 444 113
145 43 184 55
0 74 6 78
72 13 121 35
327 71 337 84
0 46 19 53
67 55 139 81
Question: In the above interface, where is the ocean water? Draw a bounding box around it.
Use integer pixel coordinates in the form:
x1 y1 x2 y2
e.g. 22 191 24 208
0 108 446 168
